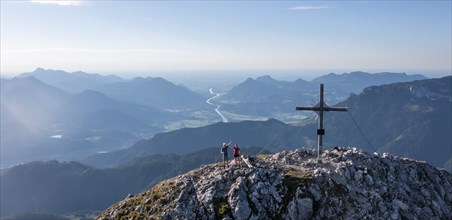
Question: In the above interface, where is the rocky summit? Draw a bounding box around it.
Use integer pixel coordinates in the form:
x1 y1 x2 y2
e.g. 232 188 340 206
97 148 452 219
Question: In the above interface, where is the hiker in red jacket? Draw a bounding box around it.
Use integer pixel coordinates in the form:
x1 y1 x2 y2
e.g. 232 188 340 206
233 144 241 168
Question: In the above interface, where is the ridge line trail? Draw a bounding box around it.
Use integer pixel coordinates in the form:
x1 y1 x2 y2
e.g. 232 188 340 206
206 88 228 123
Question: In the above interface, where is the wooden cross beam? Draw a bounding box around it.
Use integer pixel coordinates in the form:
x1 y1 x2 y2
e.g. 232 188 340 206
296 84 347 161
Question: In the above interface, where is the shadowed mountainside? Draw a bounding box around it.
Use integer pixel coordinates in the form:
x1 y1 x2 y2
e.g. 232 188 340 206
0 147 269 217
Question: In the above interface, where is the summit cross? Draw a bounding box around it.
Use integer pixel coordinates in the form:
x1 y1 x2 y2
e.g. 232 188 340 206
296 84 348 161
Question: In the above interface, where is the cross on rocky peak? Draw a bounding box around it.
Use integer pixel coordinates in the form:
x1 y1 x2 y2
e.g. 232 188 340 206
296 84 347 161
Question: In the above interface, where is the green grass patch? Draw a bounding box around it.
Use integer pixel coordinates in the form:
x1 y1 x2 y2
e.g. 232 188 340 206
213 196 231 219
282 169 314 207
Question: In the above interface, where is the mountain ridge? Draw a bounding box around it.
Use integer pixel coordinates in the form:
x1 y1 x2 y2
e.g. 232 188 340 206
319 76 452 168
0 77 177 167
82 118 299 167
310 71 428 94
219 71 427 119
18 68 125 93
96 76 208 110
97 147 452 219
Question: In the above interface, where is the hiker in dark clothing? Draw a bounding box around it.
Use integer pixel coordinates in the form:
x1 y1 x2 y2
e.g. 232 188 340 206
233 144 241 168
221 140 232 169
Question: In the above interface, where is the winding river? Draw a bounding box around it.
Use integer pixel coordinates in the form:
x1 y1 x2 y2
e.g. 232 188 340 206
206 88 228 123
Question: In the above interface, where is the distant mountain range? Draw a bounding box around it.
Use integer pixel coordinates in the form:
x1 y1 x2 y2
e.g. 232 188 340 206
17 68 125 93
17 68 209 110
95 76 208 110
84 76 451 170
0 76 179 167
1 70 444 169
1 76 69 129
1 77 86 166
0 147 269 218
311 71 427 94
220 71 427 120
1 68 221 167
1 74 450 218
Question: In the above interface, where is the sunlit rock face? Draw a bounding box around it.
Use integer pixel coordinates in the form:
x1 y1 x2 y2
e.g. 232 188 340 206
98 148 452 220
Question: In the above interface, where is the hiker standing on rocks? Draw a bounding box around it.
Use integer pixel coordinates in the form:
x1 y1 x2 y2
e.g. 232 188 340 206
221 140 232 169
233 144 241 168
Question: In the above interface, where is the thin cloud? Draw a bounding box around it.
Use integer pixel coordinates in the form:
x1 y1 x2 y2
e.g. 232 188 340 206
3 48 188 54
289 6 332 10
29 0 86 6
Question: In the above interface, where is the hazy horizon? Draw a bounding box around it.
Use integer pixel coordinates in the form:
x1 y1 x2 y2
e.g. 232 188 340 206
1 68 450 80
1 1 451 77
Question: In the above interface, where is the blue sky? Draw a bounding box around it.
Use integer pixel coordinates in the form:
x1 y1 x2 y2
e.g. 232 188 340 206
1 1 451 77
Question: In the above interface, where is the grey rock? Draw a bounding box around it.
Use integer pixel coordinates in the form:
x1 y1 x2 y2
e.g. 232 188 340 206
391 210 399 219
287 198 313 220
392 199 409 211
97 148 452 220
364 174 374 186
228 177 251 219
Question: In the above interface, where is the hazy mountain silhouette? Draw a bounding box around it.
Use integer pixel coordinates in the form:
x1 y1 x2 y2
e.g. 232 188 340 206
311 71 427 94
282 78 316 92
1 76 69 128
1 77 77 166
220 77 317 117
96 76 208 110
0 77 100 167
16 68 208 110
0 78 178 167
254 75 287 87
222 78 284 102
220 72 428 119
55 90 176 154
61 90 174 125
18 68 125 93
